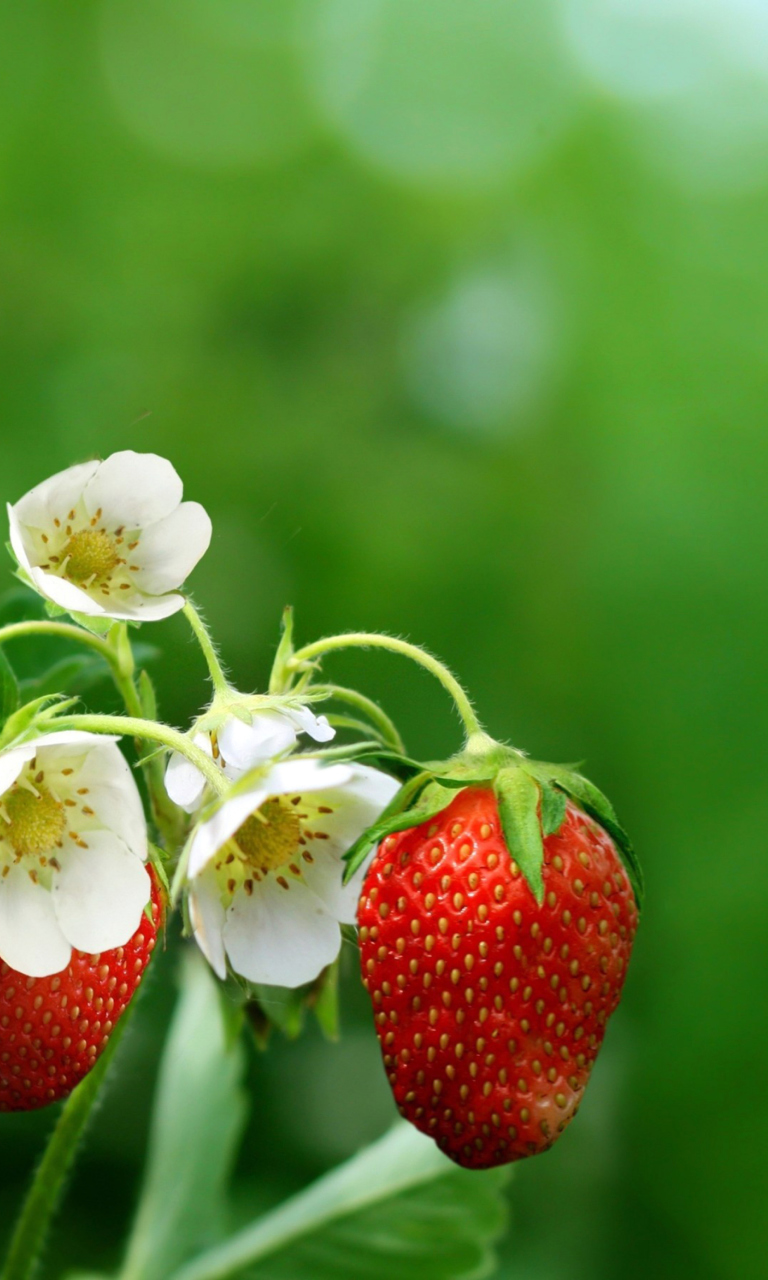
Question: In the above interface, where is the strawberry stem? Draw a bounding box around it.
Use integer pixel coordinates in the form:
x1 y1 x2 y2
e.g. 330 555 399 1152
182 599 231 696
289 632 482 740
310 683 405 753
48 713 229 795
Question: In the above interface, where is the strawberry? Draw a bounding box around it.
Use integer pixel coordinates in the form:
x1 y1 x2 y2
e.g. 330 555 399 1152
0 871 162 1113
358 782 638 1169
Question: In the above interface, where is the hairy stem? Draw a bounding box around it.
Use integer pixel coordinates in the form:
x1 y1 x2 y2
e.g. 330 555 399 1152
182 601 230 696
312 684 405 753
0 619 114 664
50 714 227 794
291 633 482 739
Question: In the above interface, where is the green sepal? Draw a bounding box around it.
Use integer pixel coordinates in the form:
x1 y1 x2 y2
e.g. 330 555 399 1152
147 842 171 901
540 782 567 837
525 760 644 910
268 605 296 694
0 646 20 728
494 766 545 904
342 776 461 884
0 693 80 749
43 598 67 619
137 668 158 721
242 958 340 1046
247 984 308 1043
67 611 114 637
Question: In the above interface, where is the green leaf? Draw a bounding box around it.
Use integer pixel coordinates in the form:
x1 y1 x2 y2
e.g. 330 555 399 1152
0 585 46 624
247 984 308 1041
342 778 462 883
118 952 249 1280
494 766 545 903
533 764 644 910
0 647 20 725
540 783 567 837
19 653 109 700
166 1122 510 1280
312 959 340 1042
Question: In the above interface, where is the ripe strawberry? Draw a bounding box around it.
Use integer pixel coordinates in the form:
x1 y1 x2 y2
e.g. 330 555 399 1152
0 871 162 1113
358 786 638 1169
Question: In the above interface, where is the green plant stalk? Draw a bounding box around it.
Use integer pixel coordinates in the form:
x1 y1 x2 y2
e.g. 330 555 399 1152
0 999 136 1280
0 618 184 840
312 683 405 752
50 714 227 795
0 619 114 664
182 601 230 696
107 625 185 848
290 633 483 740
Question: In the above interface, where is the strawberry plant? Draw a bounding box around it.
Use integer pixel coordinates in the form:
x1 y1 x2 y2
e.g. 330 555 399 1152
0 451 641 1280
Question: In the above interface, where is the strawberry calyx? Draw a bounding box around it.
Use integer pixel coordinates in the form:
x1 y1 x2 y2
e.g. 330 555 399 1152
342 734 643 911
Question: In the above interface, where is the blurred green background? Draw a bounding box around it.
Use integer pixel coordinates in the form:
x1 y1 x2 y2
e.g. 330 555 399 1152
1 1 767 1277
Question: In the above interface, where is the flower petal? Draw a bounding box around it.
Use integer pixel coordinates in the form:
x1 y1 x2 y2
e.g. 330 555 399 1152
165 734 212 813
284 704 336 743
258 758 354 798
0 743 37 799
131 501 212 595
298 766 400 923
82 451 183 528
64 739 148 861
299 849 366 926
99 592 186 622
7 502 34 573
29 730 121 750
13 459 101 530
29 567 104 616
187 785 269 878
188 869 227 979
52 831 151 953
0 866 71 977
223 875 340 987
218 711 297 774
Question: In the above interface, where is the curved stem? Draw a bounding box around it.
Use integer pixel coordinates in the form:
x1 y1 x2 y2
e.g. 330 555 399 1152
324 714 388 745
0 996 136 1280
183 601 230 696
290 634 482 739
50 714 227 795
312 684 405 753
0 619 114 664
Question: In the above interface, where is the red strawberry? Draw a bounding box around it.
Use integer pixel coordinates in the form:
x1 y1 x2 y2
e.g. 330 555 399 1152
358 786 637 1169
0 871 163 1113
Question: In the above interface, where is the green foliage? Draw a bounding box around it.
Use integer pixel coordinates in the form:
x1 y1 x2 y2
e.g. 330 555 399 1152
493 766 544 903
167 1123 509 1280
118 954 248 1280
539 782 567 837
0 648 20 726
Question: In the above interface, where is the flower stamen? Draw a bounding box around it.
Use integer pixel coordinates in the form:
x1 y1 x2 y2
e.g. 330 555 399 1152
4 786 66 858
64 528 120 583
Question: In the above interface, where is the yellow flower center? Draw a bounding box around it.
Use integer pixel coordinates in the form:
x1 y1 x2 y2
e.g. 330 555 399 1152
64 529 120 583
5 786 66 857
233 799 301 873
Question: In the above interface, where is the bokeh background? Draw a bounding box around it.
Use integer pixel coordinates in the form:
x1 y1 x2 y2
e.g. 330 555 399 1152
1 1 767 1277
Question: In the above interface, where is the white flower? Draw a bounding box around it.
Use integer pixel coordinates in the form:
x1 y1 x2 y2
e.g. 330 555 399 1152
185 758 399 988
8 451 212 622
165 702 335 814
0 731 150 978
